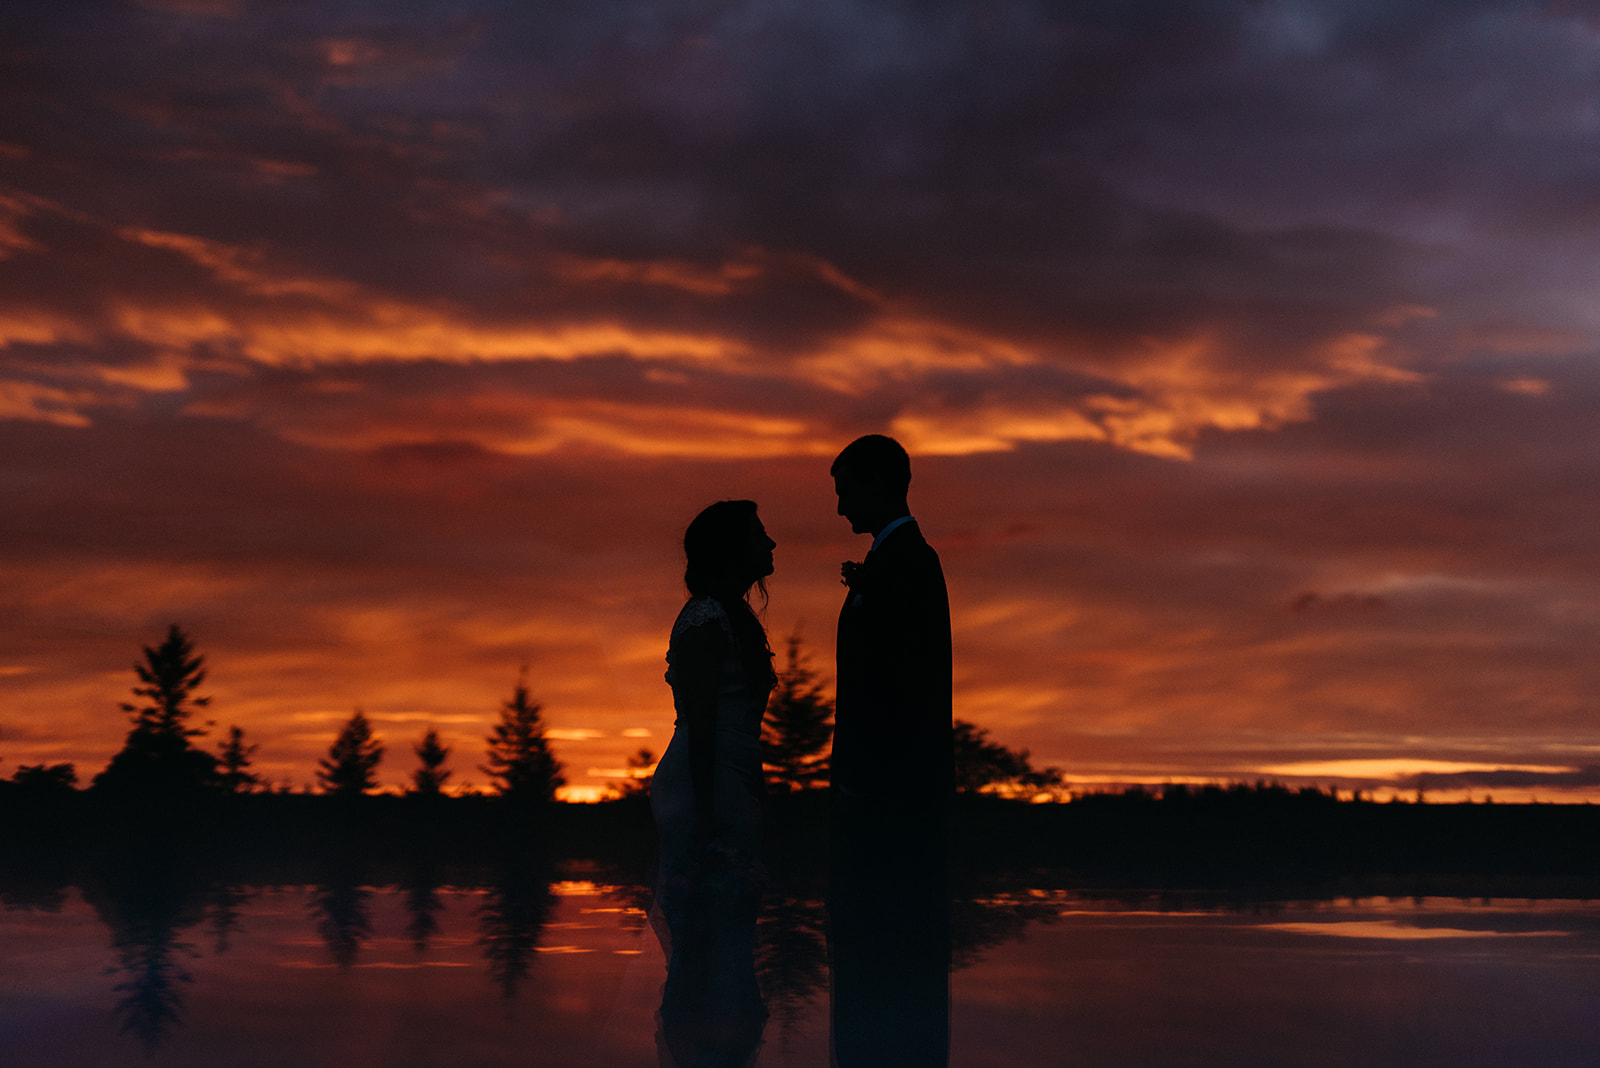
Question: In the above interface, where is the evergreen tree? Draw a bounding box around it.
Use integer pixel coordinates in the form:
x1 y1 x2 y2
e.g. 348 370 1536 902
317 710 384 796
481 669 564 804
952 718 1065 798
216 726 261 794
121 623 211 737
92 624 220 797
412 728 452 796
614 748 655 798
761 629 834 792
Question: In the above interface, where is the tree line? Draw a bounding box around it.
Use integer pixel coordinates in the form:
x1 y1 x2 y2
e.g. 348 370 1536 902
4 623 1063 805
7 625 567 806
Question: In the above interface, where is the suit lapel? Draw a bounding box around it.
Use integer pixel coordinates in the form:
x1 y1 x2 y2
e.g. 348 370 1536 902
843 520 920 618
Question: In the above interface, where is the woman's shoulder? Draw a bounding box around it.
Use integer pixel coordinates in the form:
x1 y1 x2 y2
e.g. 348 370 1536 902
671 595 730 639
665 597 736 685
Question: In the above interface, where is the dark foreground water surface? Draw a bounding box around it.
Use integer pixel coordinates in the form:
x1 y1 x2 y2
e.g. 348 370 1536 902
4 868 1600 1066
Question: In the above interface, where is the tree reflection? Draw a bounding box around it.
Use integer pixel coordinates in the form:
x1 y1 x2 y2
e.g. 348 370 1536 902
403 867 447 954
208 879 253 955
111 924 195 1052
948 892 1037 969
82 869 207 1054
310 869 374 969
754 893 828 1046
476 859 555 1000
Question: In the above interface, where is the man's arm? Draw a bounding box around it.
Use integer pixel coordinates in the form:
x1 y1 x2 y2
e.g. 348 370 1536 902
867 542 953 798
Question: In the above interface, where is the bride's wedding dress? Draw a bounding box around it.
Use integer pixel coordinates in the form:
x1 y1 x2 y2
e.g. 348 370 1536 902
651 595 770 890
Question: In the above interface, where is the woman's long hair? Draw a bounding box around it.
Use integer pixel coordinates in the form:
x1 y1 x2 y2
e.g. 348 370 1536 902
683 499 775 690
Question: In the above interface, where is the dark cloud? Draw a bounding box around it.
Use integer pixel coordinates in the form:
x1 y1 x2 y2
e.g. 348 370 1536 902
1410 766 1600 792
1 0 1435 348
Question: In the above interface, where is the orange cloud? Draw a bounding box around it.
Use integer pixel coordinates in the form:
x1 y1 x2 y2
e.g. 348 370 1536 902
4 200 1439 468
0 380 95 427
1500 376 1551 396
1078 332 1424 458
794 317 1035 392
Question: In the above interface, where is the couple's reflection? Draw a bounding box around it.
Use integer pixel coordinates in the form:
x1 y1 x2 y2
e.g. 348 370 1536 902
828 800 950 1067
652 861 767 1067
647 822 950 1067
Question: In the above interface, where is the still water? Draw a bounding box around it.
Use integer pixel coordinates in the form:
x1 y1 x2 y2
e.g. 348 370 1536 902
3 869 1599 1066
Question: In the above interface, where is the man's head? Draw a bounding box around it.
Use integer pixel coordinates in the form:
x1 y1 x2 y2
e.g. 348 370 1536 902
831 434 911 536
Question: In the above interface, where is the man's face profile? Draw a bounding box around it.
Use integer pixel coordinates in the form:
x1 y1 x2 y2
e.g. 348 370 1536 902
834 465 880 536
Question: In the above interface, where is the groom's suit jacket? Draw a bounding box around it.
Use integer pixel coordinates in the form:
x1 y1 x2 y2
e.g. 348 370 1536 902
832 519 953 807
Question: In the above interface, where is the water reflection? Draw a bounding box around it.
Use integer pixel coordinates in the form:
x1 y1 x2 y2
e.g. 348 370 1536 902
753 892 829 1043
309 873 375 969
0 867 70 913
477 859 556 1000
206 880 252 955
828 819 950 1068
402 867 447 954
81 869 208 1053
652 878 766 1067
6 869 1600 1065
651 840 774 1067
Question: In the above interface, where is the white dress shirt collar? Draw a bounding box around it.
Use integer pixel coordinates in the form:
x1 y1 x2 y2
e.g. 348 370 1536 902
869 514 915 554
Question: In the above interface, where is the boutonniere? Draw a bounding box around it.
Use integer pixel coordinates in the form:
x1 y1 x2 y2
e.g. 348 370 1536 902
841 560 864 588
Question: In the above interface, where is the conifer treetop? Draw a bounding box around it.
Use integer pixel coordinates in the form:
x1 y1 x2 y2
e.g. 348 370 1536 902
121 623 210 738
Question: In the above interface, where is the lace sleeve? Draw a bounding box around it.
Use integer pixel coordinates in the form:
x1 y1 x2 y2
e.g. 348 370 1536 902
671 596 730 640
665 596 738 685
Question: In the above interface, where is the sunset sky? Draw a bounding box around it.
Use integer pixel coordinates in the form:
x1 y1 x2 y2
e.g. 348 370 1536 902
4 0 1600 801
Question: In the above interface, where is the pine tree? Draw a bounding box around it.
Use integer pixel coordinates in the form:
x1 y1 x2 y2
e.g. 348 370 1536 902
761 629 834 792
481 669 564 804
92 624 220 797
121 623 211 737
216 726 261 794
317 709 384 796
614 748 655 798
412 728 452 796
952 719 1065 798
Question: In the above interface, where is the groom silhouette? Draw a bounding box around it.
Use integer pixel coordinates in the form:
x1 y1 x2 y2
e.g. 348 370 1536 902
831 433 954 823
829 434 953 1066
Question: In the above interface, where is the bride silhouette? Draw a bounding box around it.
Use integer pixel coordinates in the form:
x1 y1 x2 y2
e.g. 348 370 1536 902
653 499 777 905
650 499 776 1066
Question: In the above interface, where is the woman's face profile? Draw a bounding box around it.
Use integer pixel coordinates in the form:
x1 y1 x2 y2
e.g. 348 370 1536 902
744 514 776 581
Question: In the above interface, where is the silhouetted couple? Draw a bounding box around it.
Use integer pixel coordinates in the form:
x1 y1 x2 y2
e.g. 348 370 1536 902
651 434 953 1067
